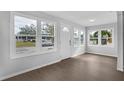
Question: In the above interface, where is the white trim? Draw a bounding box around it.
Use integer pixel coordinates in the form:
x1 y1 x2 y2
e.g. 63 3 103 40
39 19 57 52
10 12 38 59
87 27 114 47
117 67 124 72
86 51 117 57
10 12 57 59
0 59 61 81
87 30 99 46
73 27 85 47
71 52 85 57
117 12 123 72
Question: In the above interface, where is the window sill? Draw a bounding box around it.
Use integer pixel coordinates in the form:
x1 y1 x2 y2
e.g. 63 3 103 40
88 45 114 48
99 45 114 48
88 45 99 47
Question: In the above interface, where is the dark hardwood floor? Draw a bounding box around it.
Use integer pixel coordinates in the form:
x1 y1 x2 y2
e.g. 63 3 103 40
5 53 124 81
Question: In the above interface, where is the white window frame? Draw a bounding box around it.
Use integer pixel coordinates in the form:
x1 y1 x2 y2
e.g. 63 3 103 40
73 28 80 47
10 12 57 59
100 28 114 47
73 28 85 47
80 30 85 46
88 27 114 47
88 30 99 46
38 19 57 53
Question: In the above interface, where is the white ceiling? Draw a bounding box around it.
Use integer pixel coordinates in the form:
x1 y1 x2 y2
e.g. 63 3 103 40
44 11 117 26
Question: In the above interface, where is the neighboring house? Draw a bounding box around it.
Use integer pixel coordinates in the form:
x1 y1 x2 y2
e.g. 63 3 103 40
16 34 36 42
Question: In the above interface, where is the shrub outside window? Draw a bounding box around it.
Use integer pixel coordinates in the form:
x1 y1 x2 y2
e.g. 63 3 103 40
101 29 112 45
89 31 98 45
88 28 113 46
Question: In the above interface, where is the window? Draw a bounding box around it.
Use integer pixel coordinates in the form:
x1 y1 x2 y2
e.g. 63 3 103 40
11 12 57 58
89 31 98 45
15 15 37 53
74 28 84 47
101 29 112 45
41 22 55 48
80 31 84 45
88 28 113 46
74 28 80 47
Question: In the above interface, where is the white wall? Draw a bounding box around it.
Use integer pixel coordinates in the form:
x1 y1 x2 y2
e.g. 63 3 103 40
117 12 123 71
86 23 117 57
0 11 86 80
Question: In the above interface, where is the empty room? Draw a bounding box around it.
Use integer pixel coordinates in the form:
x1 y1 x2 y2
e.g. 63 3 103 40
0 11 123 81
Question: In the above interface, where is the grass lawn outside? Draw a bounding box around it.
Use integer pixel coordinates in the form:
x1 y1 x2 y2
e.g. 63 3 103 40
16 41 35 48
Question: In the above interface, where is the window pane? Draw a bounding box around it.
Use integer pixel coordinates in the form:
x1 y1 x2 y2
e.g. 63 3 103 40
15 16 37 52
74 29 80 47
80 31 84 45
41 22 55 47
89 31 98 45
101 29 112 45
90 39 98 45
90 31 98 38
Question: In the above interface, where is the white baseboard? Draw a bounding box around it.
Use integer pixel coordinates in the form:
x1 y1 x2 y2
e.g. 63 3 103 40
0 59 61 81
86 51 117 57
117 67 124 72
71 52 85 57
